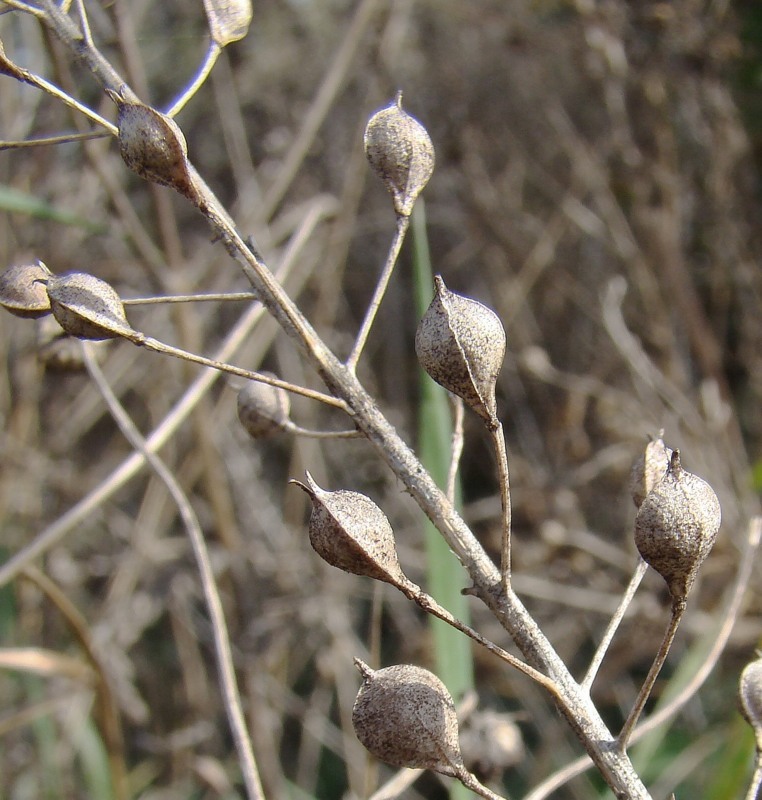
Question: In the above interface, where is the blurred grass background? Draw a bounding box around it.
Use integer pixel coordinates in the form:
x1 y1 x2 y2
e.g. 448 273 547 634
1 0 762 798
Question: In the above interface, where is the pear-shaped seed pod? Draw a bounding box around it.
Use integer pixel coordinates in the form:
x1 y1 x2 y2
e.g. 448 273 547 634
47 272 137 341
415 276 506 427
108 89 198 202
740 656 762 743
629 433 673 508
634 450 721 600
237 375 291 438
364 92 435 217
352 659 465 776
291 472 408 586
0 261 52 318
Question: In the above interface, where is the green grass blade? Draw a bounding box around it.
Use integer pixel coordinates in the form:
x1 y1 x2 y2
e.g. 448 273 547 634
0 185 107 232
412 199 474 799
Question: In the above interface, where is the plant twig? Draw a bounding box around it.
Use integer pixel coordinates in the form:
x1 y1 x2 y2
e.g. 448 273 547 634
618 597 686 750
582 558 648 692
82 344 266 800
489 422 512 592
165 41 222 118
346 212 409 372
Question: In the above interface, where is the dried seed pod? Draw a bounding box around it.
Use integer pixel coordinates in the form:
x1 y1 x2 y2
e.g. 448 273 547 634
290 472 408 586
629 433 673 508
237 375 291 438
203 0 253 46
634 450 721 600
108 89 199 202
415 275 505 426
47 272 137 341
740 656 762 743
0 261 52 318
364 92 435 217
352 659 465 776
35 314 105 370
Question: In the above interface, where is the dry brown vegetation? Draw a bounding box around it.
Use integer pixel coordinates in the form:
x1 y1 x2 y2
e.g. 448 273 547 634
1 1 761 798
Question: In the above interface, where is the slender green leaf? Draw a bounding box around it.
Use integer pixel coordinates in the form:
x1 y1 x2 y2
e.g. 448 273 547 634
412 199 474 800
0 185 106 232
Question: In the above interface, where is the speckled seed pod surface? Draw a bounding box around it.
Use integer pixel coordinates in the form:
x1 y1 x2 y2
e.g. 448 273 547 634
415 276 506 426
634 450 721 600
294 473 408 586
364 93 435 217
47 272 134 341
352 660 465 776
237 376 291 438
0 262 52 318
740 657 762 734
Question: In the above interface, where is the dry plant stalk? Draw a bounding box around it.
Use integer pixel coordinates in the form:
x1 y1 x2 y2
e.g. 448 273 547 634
0 3 757 800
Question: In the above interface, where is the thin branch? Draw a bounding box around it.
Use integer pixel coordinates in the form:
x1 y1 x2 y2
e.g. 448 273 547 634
582 559 648 692
489 422 512 592
446 395 465 504
82 345 266 800
165 41 222 118
346 212 409 372
618 597 686 750
123 291 258 306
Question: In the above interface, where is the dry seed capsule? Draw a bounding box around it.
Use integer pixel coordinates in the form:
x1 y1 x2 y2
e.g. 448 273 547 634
291 472 407 587
364 92 435 217
740 656 762 744
416 276 505 427
634 450 721 601
108 89 198 202
629 433 673 508
0 261 52 318
352 659 465 776
47 272 136 341
237 375 291 438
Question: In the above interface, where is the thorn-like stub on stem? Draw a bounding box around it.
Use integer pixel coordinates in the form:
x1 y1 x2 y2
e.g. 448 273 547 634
633 450 721 601
629 431 673 508
237 375 291 438
351 659 465 776
290 472 408 586
0 261 52 318
364 92 435 217
108 88 200 203
47 272 136 341
415 276 505 426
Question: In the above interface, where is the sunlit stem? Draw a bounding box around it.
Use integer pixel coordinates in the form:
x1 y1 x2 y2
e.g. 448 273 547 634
82 346 265 800
396 577 560 701
130 332 347 410
582 558 649 692
617 596 686 750
165 41 221 118
454 766 507 800
745 751 762 800
346 212 410 373
446 396 465 504
123 291 258 306
0 131 110 149
489 421 512 592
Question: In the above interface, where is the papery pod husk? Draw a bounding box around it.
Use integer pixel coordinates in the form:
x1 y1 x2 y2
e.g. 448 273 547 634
47 272 137 341
739 656 762 741
237 374 291 438
292 472 408 586
108 90 199 203
0 261 52 318
364 92 435 217
415 275 505 426
629 433 673 508
634 450 721 600
352 659 465 776
203 0 253 46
